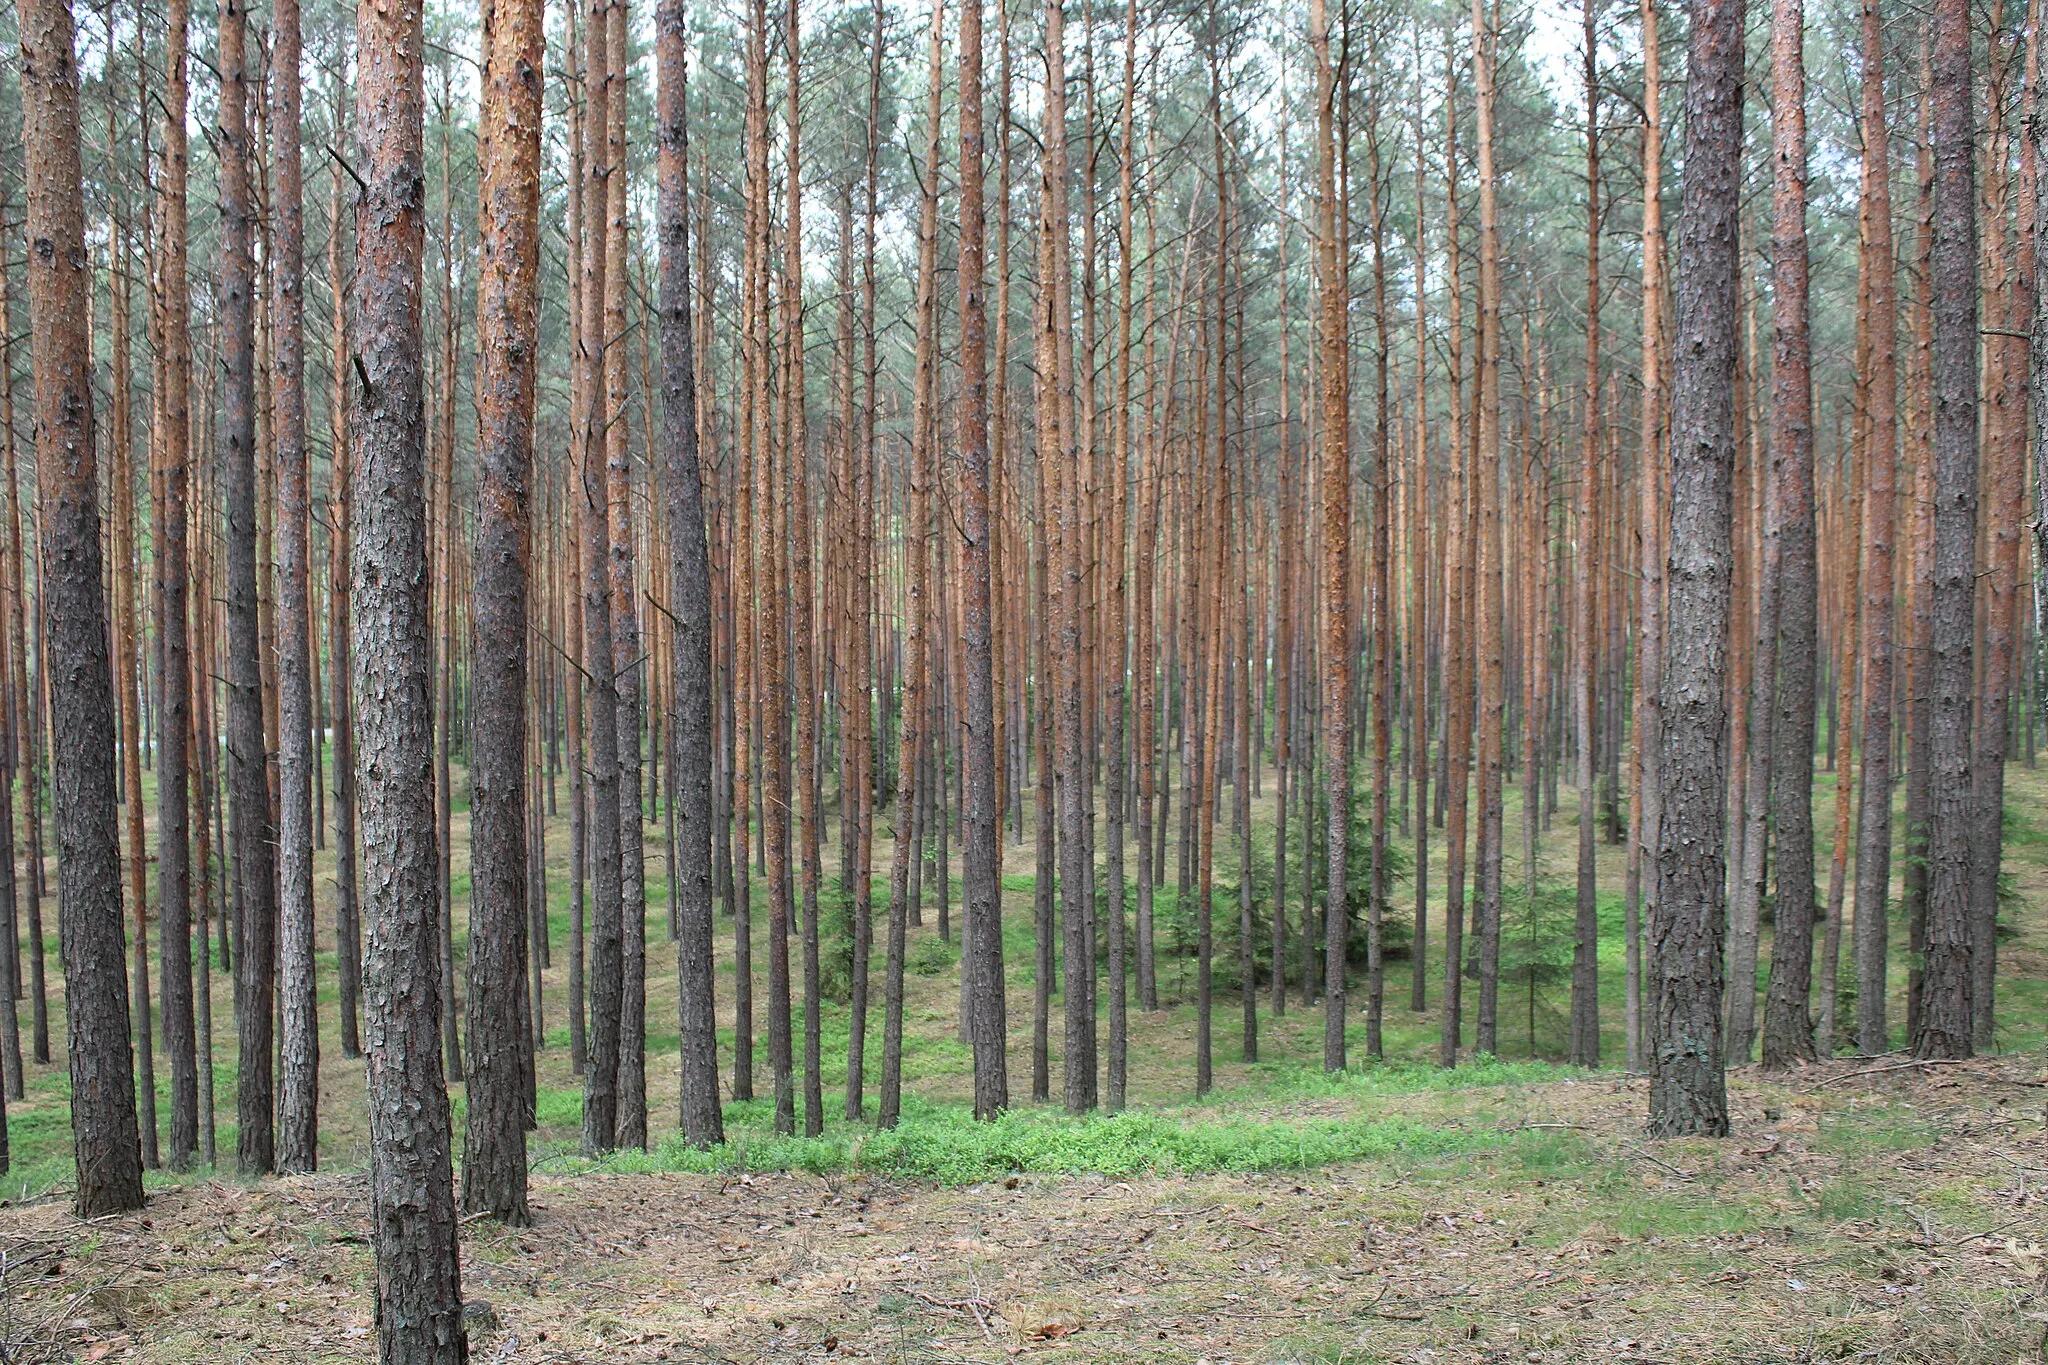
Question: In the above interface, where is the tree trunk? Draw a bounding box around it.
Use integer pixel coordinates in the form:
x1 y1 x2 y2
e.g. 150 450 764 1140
1967 30 2025 1056
603 0 648 1151
578 0 625 1153
220 0 276 1177
1312 0 1350 1074
1570 0 1602 1069
1627 0 1664 1074
656 0 723 1148
352 0 469 1342
1472 0 1506 1060
0 253 45 1070
272 0 321 1172
783 0 824 1141
1913 0 1978 1060
1649 0 1743 1137
328 139 362 1062
881 0 945 1130
20 0 145 1214
1760 0 1819 1072
1135 187 1161 1018
463 0 542 1222
1407 59 1430 1017
112 217 155 1170
1853 0 1898 1057
958 0 1009 1121
1105 0 1137 1106
1045 0 1094 1114
1439 51 1472 1068
844 0 883 1120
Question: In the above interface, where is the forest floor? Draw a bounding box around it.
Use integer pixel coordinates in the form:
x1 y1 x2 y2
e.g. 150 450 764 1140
0 1055 2041 1363
0 749 2043 1361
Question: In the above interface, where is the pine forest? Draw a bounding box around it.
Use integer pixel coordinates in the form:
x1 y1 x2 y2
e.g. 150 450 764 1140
0 0 2041 1355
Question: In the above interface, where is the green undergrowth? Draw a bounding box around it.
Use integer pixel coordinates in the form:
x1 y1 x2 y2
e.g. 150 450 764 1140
535 1056 1591 1184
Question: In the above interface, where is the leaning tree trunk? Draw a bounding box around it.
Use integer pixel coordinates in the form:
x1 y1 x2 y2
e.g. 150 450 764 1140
1650 0 1744 1138
352 0 469 1347
462 0 543 1224
19 0 145 1216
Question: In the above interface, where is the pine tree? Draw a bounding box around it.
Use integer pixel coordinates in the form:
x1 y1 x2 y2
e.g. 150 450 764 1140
463 0 544 1222
20 0 145 1216
1650 0 1744 1137
1914 0 1980 1061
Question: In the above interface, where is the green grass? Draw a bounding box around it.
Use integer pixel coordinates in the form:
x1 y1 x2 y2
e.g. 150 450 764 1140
505 1053 1590 1185
542 1083 1589 1185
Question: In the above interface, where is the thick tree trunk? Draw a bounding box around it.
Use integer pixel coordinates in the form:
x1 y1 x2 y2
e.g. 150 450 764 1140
1760 0 1819 1071
352 0 468 1344
463 0 542 1222
1649 0 1743 1137
19 0 145 1214
656 1 723 1148
1913 0 1978 1060
220 0 276 1177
